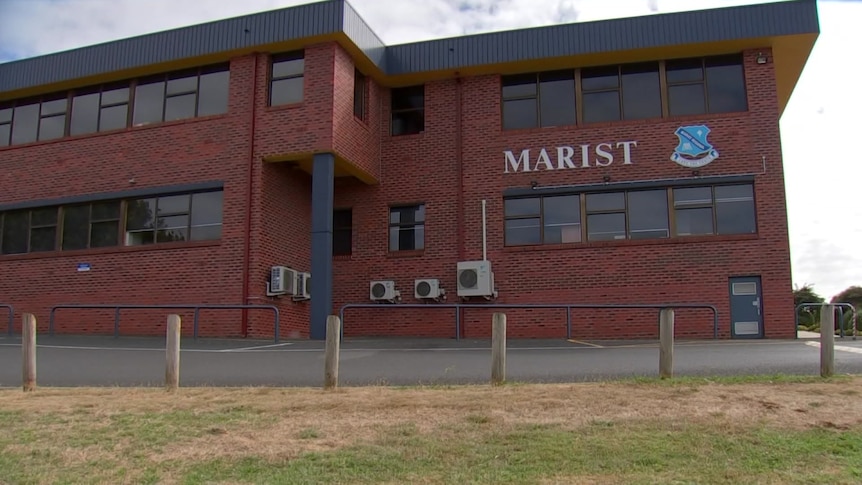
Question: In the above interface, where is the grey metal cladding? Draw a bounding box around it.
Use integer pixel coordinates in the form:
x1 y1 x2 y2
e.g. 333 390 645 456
0 0 819 93
0 0 344 93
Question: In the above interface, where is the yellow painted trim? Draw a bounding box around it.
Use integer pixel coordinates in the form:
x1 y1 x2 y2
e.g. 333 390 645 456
263 150 379 185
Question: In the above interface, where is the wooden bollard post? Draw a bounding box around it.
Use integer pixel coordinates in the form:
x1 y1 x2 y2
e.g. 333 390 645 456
22 313 36 392
821 304 835 378
166 314 181 391
491 313 507 386
324 316 341 390
659 308 674 379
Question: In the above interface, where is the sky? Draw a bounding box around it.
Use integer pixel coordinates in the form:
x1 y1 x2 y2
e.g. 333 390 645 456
0 0 859 300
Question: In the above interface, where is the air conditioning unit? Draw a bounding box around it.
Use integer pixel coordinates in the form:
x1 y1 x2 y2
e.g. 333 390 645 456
292 272 311 301
415 278 445 300
457 260 497 298
370 280 400 303
268 266 298 295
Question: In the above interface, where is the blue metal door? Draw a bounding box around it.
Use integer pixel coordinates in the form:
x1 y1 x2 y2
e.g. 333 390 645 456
729 276 763 338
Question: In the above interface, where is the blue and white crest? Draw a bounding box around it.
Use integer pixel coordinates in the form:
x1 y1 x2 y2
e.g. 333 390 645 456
671 125 719 168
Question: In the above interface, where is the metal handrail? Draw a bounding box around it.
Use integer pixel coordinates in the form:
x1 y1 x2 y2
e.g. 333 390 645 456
339 302 720 340
49 303 281 342
796 302 857 340
1 304 13 336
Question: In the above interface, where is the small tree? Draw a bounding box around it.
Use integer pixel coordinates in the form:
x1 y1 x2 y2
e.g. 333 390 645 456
794 283 824 329
832 286 862 333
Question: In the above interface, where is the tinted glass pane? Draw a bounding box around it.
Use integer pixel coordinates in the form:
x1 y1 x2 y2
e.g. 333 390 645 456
505 218 540 246
621 64 661 120
91 201 120 220
133 81 165 125
674 187 712 207
716 185 755 235
157 215 189 243
164 93 196 121
126 230 154 246
628 190 669 239
157 194 190 215
126 198 156 230
333 228 352 255
38 115 65 141
0 107 11 123
391 86 424 111
583 91 621 123
389 225 424 251
62 205 90 250
502 98 537 130
505 198 540 217
191 192 223 225
391 110 424 135
544 195 581 244
706 62 747 113
675 207 713 236
41 98 67 116
159 214 189 230
715 184 753 201
333 209 352 229
70 92 100 135
353 72 366 118
31 207 57 226
586 192 625 212
190 225 221 241
666 58 703 83
101 87 129 105
197 70 230 116
2 212 29 254
30 227 56 252
272 57 304 78
270 77 303 106
587 213 626 241
11 103 39 145
0 125 10 146
91 221 119 247
166 75 197 95
389 205 424 224
501 74 537 98
581 66 619 91
668 84 706 116
99 105 127 131
539 77 575 127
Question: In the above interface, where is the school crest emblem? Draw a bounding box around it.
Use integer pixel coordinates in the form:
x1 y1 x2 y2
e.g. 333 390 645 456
671 125 719 168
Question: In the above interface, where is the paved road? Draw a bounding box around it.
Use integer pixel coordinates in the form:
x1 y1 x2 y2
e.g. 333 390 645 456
1 335 860 387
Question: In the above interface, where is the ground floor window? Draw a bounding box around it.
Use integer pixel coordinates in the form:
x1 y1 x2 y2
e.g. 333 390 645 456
389 204 425 251
504 183 755 246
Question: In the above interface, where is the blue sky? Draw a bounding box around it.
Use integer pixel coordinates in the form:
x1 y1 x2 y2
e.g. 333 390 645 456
0 0 859 299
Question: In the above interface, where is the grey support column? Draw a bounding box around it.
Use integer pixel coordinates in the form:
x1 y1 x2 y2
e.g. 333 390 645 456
310 153 335 340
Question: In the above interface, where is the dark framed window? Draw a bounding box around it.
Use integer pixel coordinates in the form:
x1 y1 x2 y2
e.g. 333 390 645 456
270 51 304 106
0 208 59 254
581 66 621 123
124 190 223 246
389 204 425 251
134 65 229 125
504 196 581 246
673 184 755 236
333 209 352 256
667 54 746 116
628 190 669 239
61 201 121 251
586 192 626 241
354 70 367 121
581 62 661 123
0 104 12 146
391 85 424 136
501 71 575 130
1 211 29 254
38 96 68 141
10 101 39 145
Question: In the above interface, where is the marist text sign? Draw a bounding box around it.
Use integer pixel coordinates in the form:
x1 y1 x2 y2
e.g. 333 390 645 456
503 141 638 173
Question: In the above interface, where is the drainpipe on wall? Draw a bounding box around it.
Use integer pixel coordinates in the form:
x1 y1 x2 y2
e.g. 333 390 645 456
241 53 259 337
455 75 464 261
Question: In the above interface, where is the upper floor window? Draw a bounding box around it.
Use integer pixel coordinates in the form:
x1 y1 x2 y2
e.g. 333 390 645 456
667 54 747 116
673 184 755 236
71 83 130 135
581 62 661 123
389 204 424 251
0 105 11 146
502 70 575 130
270 51 304 106
133 65 229 126
333 208 353 256
354 70 367 121
125 191 223 245
391 85 424 136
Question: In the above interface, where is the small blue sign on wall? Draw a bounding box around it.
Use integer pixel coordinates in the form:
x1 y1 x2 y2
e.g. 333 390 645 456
77 263 91 272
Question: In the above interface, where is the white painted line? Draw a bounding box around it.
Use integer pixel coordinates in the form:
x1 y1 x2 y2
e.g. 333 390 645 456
223 342 295 352
805 341 862 354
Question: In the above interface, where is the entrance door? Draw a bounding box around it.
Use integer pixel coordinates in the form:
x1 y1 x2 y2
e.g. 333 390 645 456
730 276 763 338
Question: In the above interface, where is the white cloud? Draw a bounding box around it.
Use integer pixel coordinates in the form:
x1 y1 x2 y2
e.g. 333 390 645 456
0 0 859 299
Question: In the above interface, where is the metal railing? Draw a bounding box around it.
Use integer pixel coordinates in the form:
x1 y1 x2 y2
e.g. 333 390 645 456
796 302 857 340
49 304 281 342
339 302 720 340
2 304 13 336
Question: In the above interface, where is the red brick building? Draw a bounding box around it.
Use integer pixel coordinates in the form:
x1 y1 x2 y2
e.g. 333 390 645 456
0 0 819 340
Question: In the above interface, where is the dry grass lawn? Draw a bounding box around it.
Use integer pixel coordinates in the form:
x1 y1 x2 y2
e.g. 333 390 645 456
2 376 861 484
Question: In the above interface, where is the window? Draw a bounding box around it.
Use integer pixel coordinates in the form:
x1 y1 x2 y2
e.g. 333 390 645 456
501 71 575 130
0 104 11 146
0 208 58 254
581 62 661 123
389 205 424 251
333 209 352 256
667 54 746 116
581 66 621 123
125 191 223 246
134 65 229 125
1 211 29 254
270 51 304 106
391 85 424 135
38 96 68 141
354 70 367 120
504 183 754 246
11 102 39 145
62 201 121 251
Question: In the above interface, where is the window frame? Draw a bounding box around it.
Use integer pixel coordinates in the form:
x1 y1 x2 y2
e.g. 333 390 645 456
390 85 425 136
388 204 425 251
353 69 367 121
333 208 353 256
269 51 305 107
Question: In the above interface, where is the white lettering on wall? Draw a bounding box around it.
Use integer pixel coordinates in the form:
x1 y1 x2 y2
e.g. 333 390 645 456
534 148 555 171
595 143 613 167
504 149 531 173
503 140 640 174
617 141 637 165
557 146 575 169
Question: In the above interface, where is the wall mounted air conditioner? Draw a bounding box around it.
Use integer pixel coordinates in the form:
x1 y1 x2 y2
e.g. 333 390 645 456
292 272 311 301
456 260 496 299
370 280 400 303
268 266 298 296
414 278 445 300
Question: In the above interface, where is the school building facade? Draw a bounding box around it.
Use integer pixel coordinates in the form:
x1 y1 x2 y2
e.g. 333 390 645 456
0 0 819 340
